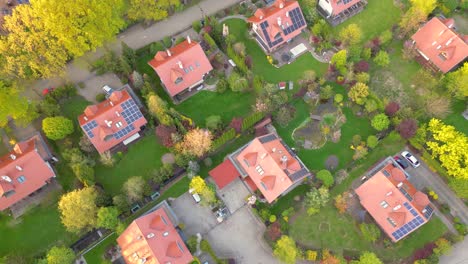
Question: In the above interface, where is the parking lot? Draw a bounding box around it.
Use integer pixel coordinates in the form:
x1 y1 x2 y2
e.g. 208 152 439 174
171 188 279 264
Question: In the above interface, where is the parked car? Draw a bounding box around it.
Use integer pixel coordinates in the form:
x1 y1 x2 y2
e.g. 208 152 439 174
188 188 201 203
42 87 55 96
401 151 420 168
394 155 409 169
102 85 114 95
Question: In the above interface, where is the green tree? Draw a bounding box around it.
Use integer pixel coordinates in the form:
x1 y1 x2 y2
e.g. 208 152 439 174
71 163 95 187
97 207 120 230
205 115 222 131
371 114 390 131
42 116 74 140
311 19 331 40
359 223 381 242
399 8 426 36
373 51 390 67
366 135 379 148
356 252 383 264
275 106 295 127
58 187 98 233
123 176 148 203
348 82 369 105
330 50 347 75
433 238 451 256
316 170 334 188
410 0 437 16
305 187 330 215
355 72 370 84
320 85 334 100
147 93 173 126
228 71 249 92
273 236 300 264
127 0 180 23
339 23 362 46
0 81 38 127
176 128 213 157
444 62 468 99
46 246 75 264
379 30 393 46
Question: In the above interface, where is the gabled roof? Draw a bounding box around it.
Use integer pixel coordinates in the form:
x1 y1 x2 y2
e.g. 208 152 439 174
248 0 306 50
78 90 147 154
148 39 213 97
209 159 240 190
117 205 193 264
411 17 468 73
0 137 55 211
355 163 434 242
234 133 310 203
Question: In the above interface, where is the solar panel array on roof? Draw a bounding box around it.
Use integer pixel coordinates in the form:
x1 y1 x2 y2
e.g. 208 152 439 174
82 120 98 139
121 99 143 124
423 205 434 219
399 186 413 202
260 21 284 48
391 215 425 241
288 168 309 181
114 124 135 140
283 7 306 36
403 202 419 217
259 134 277 143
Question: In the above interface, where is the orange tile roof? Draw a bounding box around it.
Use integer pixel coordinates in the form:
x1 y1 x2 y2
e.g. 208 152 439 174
411 17 468 73
117 205 193 264
247 0 306 51
328 0 363 16
148 39 213 97
209 159 240 190
0 137 55 211
235 134 310 203
355 164 432 242
78 90 147 154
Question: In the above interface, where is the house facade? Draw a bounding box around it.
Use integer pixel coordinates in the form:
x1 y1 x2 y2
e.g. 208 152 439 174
148 38 213 102
117 201 193 264
78 90 147 154
210 133 311 203
411 17 468 73
317 0 367 26
355 158 435 242
0 135 56 211
248 0 307 53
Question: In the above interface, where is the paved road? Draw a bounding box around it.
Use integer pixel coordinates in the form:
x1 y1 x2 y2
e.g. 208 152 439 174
406 153 468 225
25 0 242 101
439 235 468 264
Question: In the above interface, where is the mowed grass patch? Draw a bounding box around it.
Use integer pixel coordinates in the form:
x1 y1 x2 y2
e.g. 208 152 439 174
95 135 168 196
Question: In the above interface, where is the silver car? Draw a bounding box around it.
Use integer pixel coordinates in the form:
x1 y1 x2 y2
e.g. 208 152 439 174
401 151 420 168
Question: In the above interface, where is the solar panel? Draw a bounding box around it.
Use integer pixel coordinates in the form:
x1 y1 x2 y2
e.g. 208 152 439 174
82 120 98 138
399 187 413 201
259 134 277 143
423 205 434 219
114 124 135 140
289 168 309 181
391 215 425 241
121 99 144 125
282 7 306 36
403 202 419 217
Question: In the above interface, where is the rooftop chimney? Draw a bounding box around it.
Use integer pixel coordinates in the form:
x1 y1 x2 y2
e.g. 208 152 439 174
15 165 22 171
115 111 120 117
10 154 16 160
105 120 113 128
177 61 183 69
393 204 401 211
187 35 191 44
167 49 172 57
277 17 282 26
147 233 155 239
110 101 114 106
84 116 88 121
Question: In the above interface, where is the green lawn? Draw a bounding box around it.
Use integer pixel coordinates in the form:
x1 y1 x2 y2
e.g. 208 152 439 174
174 90 256 126
83 233 117 264
332 0 402 43
0 192 77 260
224 19 327 83
95 135 168 196
443 100 467 135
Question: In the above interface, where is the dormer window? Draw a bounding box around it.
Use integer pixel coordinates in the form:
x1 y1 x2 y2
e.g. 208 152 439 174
175 77 183 84
438 52 447 61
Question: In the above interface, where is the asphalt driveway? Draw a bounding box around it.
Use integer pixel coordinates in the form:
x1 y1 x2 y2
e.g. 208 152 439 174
217 178 251 213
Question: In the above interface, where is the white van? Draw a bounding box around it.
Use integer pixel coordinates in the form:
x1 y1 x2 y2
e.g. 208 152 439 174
188 188 201 203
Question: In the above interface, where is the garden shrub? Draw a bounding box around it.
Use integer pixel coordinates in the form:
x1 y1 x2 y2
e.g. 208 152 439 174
371 113 390 131
187 236 198 253
42 116 74 140
359 223 381 242
316 170 334 187
212 128 236 150
95 93 106 102
192 20 202 33
242 112 264 131
367 135 378 148
205 115 222 131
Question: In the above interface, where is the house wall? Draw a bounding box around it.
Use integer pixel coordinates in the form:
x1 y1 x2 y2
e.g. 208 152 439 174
318 0 333 16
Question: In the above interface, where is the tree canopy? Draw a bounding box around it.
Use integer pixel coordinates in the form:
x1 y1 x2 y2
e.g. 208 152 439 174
273 236 300 264
444 62 468 99
0 81 38 127
176 128 212 157
42 116 74 140
356 252 383 264
371 114 390 131
97 207 120 230
46 246 75 264
339 23 362 46
127 0 180 23
58 187 98 233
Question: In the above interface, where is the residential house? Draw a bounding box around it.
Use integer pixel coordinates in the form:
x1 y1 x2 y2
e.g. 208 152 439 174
209 133 311 203
78 89 147 154
117 201 193 264
355 158 435 242
317 0 367 26
248 0 307 53
411 17 468 73
0 135 56 212
148 37 213 102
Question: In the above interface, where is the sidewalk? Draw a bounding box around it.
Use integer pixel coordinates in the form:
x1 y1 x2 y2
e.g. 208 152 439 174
26 0 243 101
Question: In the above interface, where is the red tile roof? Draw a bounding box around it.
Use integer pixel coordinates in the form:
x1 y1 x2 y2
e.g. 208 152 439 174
117 205 193 264
209 159 240 190
0 137 55 211
329 0 362 16
355 164 432 242
148 39 213 97
78 90 147 154
411 17 468 73
235 134 310 203
248 0 306 51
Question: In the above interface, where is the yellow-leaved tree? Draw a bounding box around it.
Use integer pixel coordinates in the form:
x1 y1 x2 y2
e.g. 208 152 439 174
427 119 468 179
176 128 212 157
58 187 98 233
0 80 38 127
127 0 180 23
189 176 207 194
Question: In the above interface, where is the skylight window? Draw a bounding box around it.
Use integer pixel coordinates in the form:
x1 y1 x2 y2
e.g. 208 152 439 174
175 77 183 84
17 176 26 183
